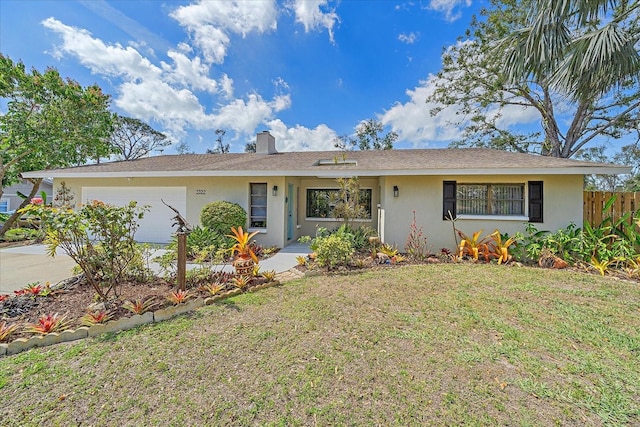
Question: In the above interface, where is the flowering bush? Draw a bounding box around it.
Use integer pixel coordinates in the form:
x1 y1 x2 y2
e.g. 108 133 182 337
405 211 431 262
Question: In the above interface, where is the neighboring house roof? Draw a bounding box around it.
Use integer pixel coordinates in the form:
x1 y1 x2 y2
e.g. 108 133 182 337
22 148 630 178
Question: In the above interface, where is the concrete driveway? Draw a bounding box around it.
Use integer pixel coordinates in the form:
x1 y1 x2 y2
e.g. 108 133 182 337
0 245 77 293
0 242 309 294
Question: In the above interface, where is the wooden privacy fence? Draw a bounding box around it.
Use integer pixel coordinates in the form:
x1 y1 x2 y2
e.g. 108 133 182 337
583 191 639 226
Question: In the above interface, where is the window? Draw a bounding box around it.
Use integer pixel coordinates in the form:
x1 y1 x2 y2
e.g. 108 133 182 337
457 183 524 215
250 183 267 228
0 199 8 213
443 181 543 222
306 188 372 219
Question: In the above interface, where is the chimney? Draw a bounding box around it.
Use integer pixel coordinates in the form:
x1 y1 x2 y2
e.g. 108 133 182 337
256 131 277 154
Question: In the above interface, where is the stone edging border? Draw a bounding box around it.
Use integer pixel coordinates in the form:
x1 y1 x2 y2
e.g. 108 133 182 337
0 281 280 358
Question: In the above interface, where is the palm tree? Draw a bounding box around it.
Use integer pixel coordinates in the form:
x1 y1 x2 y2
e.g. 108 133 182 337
502 0 640 102
494 0 640 157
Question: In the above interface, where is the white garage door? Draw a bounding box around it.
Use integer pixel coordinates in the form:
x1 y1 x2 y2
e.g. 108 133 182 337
82 187 187 243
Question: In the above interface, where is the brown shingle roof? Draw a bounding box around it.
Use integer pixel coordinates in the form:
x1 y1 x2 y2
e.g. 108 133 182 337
23 148 629 178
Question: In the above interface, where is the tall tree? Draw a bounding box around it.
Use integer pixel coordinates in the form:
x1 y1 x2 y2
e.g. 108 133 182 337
334 119 398 150
0 55 114 236
427 0 640 158
110 115 169 160
175 141 194 154
206 129 230 154
244 141 256 153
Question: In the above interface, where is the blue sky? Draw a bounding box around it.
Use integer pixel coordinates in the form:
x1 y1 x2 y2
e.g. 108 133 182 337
0 0 535 154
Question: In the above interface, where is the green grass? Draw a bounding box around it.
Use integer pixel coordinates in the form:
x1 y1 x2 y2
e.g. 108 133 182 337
1 264 639 426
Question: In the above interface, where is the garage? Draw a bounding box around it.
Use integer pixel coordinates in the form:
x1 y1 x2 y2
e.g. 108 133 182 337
81 187 187 243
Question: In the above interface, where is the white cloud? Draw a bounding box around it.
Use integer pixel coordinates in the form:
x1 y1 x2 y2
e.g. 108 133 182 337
170 0 278 64
219 74 234 99
382 75 461 146
273 77 290 92
42 17 162 80
428 0 472 22
381 73 540 148
162 50 219 93
42 9 344 154
288 0 339 43
398 32 418 44
116 80 209 138
266 119 337 151
42 16 300 145
213 94 292 136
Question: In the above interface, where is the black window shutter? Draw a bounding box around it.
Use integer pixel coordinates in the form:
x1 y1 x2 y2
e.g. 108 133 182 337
528 181 543 223
443 181 456 220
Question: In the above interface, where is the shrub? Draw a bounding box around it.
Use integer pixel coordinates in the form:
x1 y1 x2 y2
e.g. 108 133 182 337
2 227 43 242
514 218 639 267
333 224 375 251
200 201 247 235
168 225 228 259
315 233 354 269
22 200 149 301
332 177 369 227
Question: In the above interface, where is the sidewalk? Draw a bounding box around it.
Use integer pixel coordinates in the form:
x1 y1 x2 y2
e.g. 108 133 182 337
0 242 310 293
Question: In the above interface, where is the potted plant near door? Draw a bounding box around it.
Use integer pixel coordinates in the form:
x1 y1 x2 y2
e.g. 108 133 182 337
228 226 260 278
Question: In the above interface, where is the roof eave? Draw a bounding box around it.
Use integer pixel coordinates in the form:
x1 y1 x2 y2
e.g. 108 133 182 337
22 165 631 179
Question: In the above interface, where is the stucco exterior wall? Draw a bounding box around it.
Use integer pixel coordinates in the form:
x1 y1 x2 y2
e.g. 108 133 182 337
57 173 583 250
56 177 288 248
380 174 584 252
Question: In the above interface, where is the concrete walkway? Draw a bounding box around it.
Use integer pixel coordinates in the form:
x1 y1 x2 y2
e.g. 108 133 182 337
0 242 311 294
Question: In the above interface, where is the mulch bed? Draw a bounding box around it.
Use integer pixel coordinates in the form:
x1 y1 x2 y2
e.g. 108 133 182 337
0 274 269 341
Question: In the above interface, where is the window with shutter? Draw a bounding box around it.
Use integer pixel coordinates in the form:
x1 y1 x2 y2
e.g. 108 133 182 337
443 181 456 220
443 180 542 221
528 181 543 223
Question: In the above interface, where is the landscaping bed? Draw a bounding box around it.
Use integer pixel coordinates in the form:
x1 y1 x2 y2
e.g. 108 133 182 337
0 273 273 343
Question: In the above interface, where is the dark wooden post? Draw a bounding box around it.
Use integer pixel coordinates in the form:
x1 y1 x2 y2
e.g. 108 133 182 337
177 232 187 291
162 199 192 291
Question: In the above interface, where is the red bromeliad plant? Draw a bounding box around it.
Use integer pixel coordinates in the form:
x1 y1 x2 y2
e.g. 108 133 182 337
80 310 112 326
0 321 19 342
167 289 190 305
24 282 43 297
123 298 159 315
24 313 71 335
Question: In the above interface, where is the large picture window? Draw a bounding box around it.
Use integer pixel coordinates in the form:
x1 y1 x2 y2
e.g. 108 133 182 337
457 183 525 216
250 183 267 228
306 188 372 219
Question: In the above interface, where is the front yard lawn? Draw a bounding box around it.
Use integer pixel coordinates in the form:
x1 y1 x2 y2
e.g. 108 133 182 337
1 264 638 426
